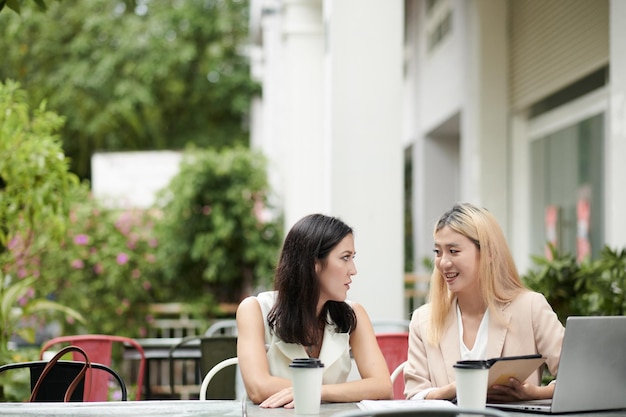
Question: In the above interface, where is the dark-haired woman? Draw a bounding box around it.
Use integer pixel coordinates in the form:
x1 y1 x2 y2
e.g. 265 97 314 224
236 213 393 408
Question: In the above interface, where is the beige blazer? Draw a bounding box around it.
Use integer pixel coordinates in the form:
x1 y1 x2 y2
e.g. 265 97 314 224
404 290 564 399
256 291 352 384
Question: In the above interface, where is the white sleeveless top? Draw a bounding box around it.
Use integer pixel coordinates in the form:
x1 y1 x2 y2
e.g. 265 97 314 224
256 291 352 384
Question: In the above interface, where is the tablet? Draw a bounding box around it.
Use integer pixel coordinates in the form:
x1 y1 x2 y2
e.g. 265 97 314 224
486 354 545 386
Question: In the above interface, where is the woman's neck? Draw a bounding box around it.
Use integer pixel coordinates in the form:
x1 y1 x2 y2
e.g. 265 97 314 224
457 294 487 316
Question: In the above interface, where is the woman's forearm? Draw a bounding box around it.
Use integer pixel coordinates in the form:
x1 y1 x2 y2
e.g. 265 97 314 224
321 377 393 403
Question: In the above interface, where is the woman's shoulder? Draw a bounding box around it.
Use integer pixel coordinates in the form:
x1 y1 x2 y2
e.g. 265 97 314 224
511 289 548 303
238 291 276 314
506 289 554 313
250 290 277 314
252 291 278 304
410 303 432 325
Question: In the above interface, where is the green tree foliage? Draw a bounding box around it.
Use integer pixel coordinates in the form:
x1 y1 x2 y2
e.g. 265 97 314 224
0 0 48 14
0 80 84 360
0 0 258 180
154 146 282 306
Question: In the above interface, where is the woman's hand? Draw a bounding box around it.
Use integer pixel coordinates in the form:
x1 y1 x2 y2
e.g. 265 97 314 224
259 387 295 409
487 378 554 403
425 381 456 400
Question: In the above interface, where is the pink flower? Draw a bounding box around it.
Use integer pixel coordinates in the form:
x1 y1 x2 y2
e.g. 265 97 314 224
145 253 156 263
116 253 129 265
115 211 134 236
94 263 104 275
18 288 34 306
71 259 85 269
8 236 20 250
126 236 137 250
111 389 123 401
142 281 152 290
73 234 89 245
148 238 158 248
131 269 141 279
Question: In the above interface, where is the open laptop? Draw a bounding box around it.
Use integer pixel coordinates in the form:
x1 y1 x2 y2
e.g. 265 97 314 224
488 316 626 414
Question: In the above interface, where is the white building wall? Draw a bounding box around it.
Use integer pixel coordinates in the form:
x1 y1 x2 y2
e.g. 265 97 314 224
412 0 465 271
418 1 464 135
249 0 405 320
91 151 182 209
250 0 626 317
607 0 626 248
410 0 508 270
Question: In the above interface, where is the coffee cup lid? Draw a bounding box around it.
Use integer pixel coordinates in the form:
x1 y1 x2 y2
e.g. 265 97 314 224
289 358 325 368
453 359 490 370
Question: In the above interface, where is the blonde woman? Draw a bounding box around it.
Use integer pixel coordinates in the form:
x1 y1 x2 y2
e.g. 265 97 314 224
404 203 564 403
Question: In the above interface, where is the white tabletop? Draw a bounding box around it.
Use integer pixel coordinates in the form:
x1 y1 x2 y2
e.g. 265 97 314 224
0 400 358 417
1 400 625 417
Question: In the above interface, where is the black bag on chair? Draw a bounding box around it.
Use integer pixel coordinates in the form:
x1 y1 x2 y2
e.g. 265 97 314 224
30 345 90 402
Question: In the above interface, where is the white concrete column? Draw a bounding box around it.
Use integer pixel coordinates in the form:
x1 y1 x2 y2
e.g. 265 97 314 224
324 0 405 320
250 0 285 215
607 0 626 247
463 0 509 229
282 0 328 228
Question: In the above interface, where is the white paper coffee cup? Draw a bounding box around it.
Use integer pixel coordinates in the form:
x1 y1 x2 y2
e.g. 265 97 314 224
290 358 325 415
454 360 490 409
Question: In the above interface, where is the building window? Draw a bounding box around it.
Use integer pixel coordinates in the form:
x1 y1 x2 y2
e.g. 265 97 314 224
425 0 452 52
530 113 604 261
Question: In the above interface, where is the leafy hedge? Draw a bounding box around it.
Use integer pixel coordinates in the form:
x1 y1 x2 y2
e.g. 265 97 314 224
523 245 626 322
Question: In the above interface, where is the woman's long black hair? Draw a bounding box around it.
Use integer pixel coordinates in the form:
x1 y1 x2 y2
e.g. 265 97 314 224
267 214 357 345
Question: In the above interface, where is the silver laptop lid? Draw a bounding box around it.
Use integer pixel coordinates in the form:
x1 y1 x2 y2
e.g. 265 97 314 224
551 316 626 413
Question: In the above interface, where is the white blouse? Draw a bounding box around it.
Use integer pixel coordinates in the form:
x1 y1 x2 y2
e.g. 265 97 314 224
458 303 489 360
411 302 489 400
256 291 353 384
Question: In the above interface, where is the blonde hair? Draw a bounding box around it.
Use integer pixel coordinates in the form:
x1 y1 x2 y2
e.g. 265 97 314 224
427 202 526 344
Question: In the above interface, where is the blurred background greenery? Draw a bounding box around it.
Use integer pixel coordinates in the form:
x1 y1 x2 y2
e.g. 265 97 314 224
0 0 281 363
0 0 258 181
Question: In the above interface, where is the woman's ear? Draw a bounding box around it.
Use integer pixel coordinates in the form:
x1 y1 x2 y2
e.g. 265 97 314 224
315 261 321 275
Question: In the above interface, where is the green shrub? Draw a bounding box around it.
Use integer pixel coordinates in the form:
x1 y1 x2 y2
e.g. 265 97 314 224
37 193 161 337
153 145 282 308
523 245 626 322
0 80 84 366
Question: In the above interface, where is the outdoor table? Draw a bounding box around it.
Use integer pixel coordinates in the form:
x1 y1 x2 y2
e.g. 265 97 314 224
0 400 357 417
123 337 201 399
0 400 625 417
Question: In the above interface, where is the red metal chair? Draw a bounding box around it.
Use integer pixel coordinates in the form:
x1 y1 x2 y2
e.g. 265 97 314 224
375 332 409 399
39 334 146 401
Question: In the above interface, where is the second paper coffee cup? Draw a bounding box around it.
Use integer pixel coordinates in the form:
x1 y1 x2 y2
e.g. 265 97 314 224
289 358 325 414
453 360 490 409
